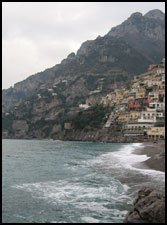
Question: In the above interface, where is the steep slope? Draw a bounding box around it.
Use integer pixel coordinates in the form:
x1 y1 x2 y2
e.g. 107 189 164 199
2 10 165 140
2 9 165 114
107 10 165 63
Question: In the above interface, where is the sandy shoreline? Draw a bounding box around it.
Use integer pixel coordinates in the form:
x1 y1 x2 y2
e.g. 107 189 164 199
134 140 165 172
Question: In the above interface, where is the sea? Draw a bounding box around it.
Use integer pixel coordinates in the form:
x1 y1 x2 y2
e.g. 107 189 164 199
2 139 165 223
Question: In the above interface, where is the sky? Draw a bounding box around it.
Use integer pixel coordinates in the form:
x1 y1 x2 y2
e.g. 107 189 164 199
2 2 165 89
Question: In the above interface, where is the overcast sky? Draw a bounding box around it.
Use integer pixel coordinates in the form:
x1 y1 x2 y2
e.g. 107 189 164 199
2 2 165 89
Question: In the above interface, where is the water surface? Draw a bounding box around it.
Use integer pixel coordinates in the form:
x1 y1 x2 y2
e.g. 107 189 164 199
2 139 165 223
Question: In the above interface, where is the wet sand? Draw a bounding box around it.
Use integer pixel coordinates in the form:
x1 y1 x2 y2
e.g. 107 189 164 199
134 140 165 172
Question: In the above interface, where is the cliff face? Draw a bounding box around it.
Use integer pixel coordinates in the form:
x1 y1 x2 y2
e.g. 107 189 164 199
2 10 165 140
2 66 57 113
2 9 165 114
124 187 165 223
107 9 165 63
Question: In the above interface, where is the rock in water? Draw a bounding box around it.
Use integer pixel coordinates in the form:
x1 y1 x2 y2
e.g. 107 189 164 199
124 187 165 223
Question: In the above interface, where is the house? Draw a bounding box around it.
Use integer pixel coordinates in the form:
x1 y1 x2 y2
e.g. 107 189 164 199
128 97 149 111
123 129 145 137
160 79 165 89
52 93 57 96
48 89 53 92
115 90 124 101
138 111 156 123
147 80 162 87
123 122 154 137
149 102 165 112
123 90 129 97
101 92 117 106
117 111 141 123
117 112 130 123
148 91 159 101
133 76 139 82
157 68 165 75
138 110 163 123
125 122 154 130
148 64 157 71
162 74 165 82
146 127 165 139
79 104 90 110
136 89 146 99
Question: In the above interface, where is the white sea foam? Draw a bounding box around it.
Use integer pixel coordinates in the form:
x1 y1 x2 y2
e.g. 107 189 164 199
10 142 164 223
81 216 100 223
87 143 165 189
12 175 131 213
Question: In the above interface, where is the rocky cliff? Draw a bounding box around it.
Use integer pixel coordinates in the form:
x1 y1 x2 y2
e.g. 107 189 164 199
124 187 165 223
2 9 165 140
2 9 165 114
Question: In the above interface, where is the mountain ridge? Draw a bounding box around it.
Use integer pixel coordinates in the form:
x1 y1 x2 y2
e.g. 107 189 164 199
2 9 165 114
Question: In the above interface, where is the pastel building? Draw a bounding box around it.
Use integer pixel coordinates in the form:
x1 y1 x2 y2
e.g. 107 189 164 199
146 127 165 139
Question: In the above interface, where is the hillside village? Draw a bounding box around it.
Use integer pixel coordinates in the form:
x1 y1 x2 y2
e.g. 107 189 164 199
2 58 165 142
99 58 165 141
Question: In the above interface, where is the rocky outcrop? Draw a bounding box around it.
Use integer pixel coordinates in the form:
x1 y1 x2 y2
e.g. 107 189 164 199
12 120 29 138
124 187 165 223
144 9 165 21
108 9 165 41
2 65 57 113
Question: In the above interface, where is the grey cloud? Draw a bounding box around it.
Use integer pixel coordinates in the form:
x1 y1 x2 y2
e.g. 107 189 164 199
2 2 165 89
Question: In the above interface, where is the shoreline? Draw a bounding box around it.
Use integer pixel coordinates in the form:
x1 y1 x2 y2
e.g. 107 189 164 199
133 140 165 172
2 138 165 172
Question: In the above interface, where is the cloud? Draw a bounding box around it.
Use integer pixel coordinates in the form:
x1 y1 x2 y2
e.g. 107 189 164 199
2 2 165 89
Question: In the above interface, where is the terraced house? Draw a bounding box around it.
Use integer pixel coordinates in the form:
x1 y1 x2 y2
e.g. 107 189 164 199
103 58 165 141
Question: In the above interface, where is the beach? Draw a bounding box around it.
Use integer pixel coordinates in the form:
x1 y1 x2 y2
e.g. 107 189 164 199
135 140 165 172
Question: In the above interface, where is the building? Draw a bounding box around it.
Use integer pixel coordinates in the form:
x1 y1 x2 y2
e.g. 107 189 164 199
117 111 141 123
79 104 90 110
146 127 165 139
123 129 145 137
115 90 124 101
147 80 162 87
138 110 163 123
125 122 154 130
101 92 116 106
148 91 159 101
157 68 165 75
148 64 157 71
138 111 156 123
128 97 149 111
149 102 165 112
136 90 146 99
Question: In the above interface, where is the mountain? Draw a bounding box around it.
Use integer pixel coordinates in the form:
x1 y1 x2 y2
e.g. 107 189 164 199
107 9 165 63
2 9 165 114
2 9 165 139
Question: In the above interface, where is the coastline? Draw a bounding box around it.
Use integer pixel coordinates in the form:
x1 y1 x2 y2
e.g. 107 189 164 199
133 140 165 172
2 138 165 173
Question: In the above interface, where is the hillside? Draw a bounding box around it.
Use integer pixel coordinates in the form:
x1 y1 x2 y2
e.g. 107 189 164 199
2 9 165 140
2 9 165 114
